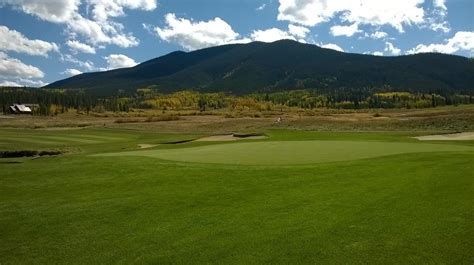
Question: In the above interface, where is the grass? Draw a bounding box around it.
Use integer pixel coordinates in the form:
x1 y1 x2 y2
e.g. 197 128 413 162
97 140 474 165
2 104 474 133
0 127 473 264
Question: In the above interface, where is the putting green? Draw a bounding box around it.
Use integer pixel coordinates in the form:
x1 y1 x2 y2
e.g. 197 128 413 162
96 140 474 165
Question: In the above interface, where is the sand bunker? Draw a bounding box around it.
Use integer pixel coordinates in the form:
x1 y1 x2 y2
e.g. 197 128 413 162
414 132 474 141
195 134 267 142
138 144 158 149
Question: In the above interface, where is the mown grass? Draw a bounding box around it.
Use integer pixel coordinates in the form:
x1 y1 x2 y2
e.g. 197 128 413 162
0 128 473 264
97 140 474 165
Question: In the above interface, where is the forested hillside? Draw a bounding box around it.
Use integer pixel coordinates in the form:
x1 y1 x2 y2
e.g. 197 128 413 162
45 40 474 96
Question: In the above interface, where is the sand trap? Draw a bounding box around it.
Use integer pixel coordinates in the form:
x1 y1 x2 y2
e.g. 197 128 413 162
138 144 158 149
414 132 474 141
195 134 267 142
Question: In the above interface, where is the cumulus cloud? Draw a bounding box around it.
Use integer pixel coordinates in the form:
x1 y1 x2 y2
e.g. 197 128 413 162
155 13 250 51
330 23 361 37
0 52 44 80
66 14 139 48
407 31 474 55
319 43 344 52
288 24 310 39
0 78 46 87
277 0 447 33
0 80 22 87
66 39 96 54
153 14 315 50
88 0 157 21
0 0 157 49
372 51 384 56
61 68 82 76
104 54 137 69
424 0 450 33
0 0 80 23
251 28 296 42
433 0 447 16
0 26 59 56
369 31 388 39
384 42 401 56
60 54 96 72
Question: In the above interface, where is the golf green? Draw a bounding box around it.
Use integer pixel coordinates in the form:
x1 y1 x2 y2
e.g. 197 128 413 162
97 140 474 165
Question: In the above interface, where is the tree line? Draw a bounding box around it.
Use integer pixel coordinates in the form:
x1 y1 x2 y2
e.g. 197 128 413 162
1 87 473 116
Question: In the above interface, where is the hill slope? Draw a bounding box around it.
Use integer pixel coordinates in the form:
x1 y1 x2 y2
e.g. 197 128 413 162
45 40 474 96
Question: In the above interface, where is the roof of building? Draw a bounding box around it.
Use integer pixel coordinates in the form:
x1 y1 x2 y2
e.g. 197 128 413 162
10 104 32 113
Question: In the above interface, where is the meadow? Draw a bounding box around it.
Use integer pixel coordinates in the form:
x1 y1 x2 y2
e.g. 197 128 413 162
1 112 473 264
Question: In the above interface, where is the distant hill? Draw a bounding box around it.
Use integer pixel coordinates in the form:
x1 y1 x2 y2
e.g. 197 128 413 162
45 40 474 96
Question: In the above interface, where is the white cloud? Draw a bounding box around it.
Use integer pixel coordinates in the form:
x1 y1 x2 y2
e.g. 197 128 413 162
370 31 388 39
278 0 336 27
384 42 401 56
67 15 139 48
0 0 156 23
66 40 96 54
0 26 59 56
155 13 249 51
433 0 447 16
0 0 157 49
330 23 361 37
60 54 96 72
88 0 157 21
429 21 450 33
0 79 46 87
251 28 296 42
0 0 80 23
256 3 266 11
320 43 344 52
288 24 310 39
0 52 44 79
426 0 450 33
407 31 474 55
62 68 82 76
0 80 22 87
277 0 439 33
153 13 316 50
104 54 137 69
372 51 384 56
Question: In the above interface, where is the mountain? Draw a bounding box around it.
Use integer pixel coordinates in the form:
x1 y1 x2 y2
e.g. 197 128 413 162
45 40 474 96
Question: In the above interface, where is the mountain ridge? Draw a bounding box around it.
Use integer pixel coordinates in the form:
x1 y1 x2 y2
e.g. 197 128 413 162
45 40 474 96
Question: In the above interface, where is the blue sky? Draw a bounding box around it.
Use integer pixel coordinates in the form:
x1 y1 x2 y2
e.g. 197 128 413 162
0 0 473 87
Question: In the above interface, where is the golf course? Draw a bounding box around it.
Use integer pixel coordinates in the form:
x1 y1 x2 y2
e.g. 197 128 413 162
1 125 473 264
1 0 474 262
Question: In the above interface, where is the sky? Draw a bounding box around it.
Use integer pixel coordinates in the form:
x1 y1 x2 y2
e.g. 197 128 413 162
0 0 473 87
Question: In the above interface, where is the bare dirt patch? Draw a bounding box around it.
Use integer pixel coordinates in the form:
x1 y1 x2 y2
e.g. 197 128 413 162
414 132 474 141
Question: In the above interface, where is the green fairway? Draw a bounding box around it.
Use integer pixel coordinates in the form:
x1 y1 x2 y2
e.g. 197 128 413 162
1 128 473 264
98 140 474 165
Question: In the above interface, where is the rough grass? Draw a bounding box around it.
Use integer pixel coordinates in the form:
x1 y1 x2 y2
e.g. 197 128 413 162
1 105 473 133
114 115 180 123
0 128 473 264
